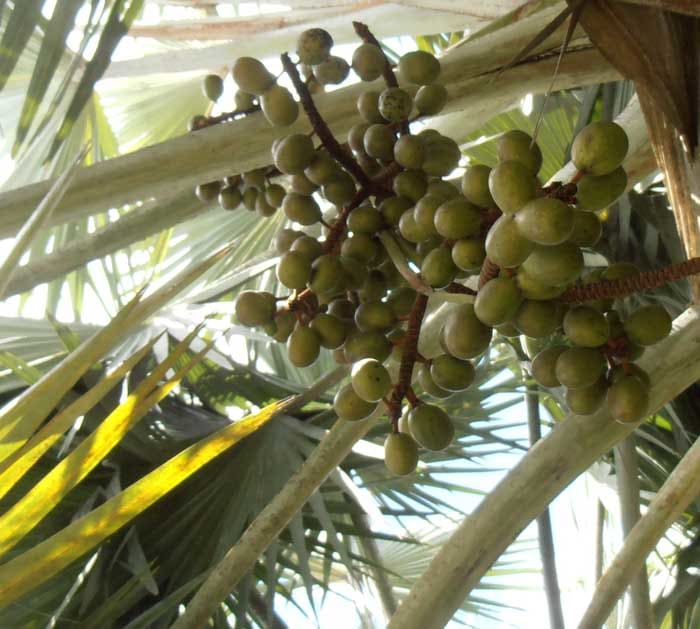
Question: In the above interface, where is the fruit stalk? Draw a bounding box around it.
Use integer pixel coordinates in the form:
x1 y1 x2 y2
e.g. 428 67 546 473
280 52 371 187
560 256 700 302
478 257 500 289
388 292 429 426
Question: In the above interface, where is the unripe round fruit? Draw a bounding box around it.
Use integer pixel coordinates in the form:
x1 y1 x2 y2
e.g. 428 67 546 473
313 55 350 84
219 186 242 210
291 173 318 195
287 326 321 367
261 85 299 127
398 50 441 85
393 170 427 203
417 364 452 399
421 246 457 288
427 180 459 200
384 433 419 475
196 181 221 203
357 91 386 123
520 242 584 286
355 300 396 332
341 233 379 262
399 209 430 243
265 184 285 208
609 363 650 388
235 291 276 327
305 153 341 185
378 87 413 122
485 215 535 268
430 355 475 392
623 304 672 346
414 84 447 115
232 57 275 95
348 205 384 233
513 299 560 338
408 404 454 451
277 251 312 289
496 130 542 175
291 234 323 260
364 124 396 161
296 28 333 66
441 304 493 359
514 198 574 245
555 347 606 389
452 238 486 272
462 165 495 208
344 331 392 363
352 43 385 81
394 135 426 169
566 379 607 415
607 375 649 423
474 277 522 326
563 306 610 347
282 192 321 225
310 313 347 349
413 194 443 237
433 198 481 240
531 345 567 388
274 134 315 174
488 160 537 213
568 210 602 247
271 310 296 342
381 196 412 226
576 167 627 211
242 187 258 211
422 135 460 177
323 171 356 205
310 254 345 295
333 383 377 421
255 189 274 214
572 121 629 176
202 74 224 101
351 358 392 402
348 122 370 154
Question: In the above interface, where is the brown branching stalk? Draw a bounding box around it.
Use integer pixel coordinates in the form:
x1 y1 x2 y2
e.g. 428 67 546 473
281 53 371 188
478 257 500 289
388 293 429 427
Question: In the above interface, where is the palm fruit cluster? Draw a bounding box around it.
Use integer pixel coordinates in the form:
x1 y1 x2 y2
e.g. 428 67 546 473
221 26 670 476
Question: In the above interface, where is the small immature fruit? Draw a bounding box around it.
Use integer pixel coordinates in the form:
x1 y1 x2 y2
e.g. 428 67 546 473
352 43 385 81
232 57 275 95
323 171 356 205
282 192 321 225
394 135 426 169
195 181 221 202
277 251 312 289
568 210 602 247
393 170 427 202
422 134 460 177
384 433 419 475
566 379 607 415
488 160 537 213
576 167 627 211
291 234 323 259
351 359 392 402
497 130 542 174
398 50 441 85
462 165 495 209
309 254 345 295
297 28 334 66
287 326 321 367
271 310 296 342
452 238 486 271
344 331 392 363
341 233 379 262
348 205 384 233
348 122 370 154
517 268 568 301
433 198 481 240
563 306 610 347
378 87 413 122
421 246 457 288
355 300 396 332
555 347 606 389
408 404 454 451
357 91 386 123
235 291 276 327
414 84 447 115
305 153 341 185
202 74 224 101
430 355 475 392
219 186 241 210
514 198 574 245
334 383 377 421
623 304 672 346
531 346 567 388
513 299 560 338
364 124 396 161
310 313 347 349
572 121 629 176
274 134 315 174
418 364 452 399
485 215 535 268
235 90 256 111
520 242 584 286
441 303 493 359
313 55 350 84
261 85 299 127
607 375 649 423
474 277 522 327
